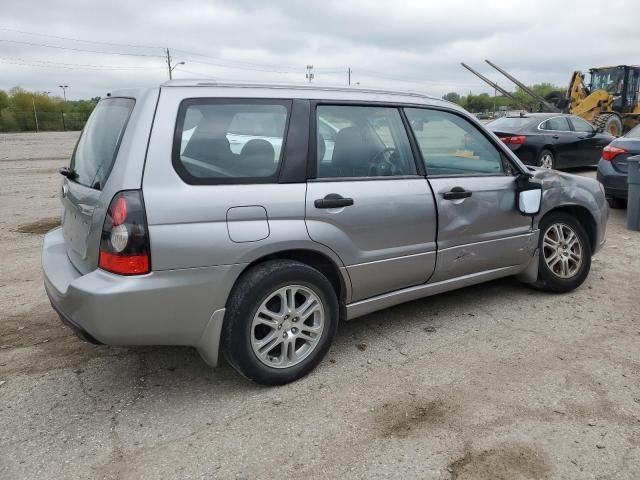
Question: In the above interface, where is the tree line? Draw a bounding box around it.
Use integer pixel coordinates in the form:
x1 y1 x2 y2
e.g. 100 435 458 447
442 83 562 113
0 87 98 132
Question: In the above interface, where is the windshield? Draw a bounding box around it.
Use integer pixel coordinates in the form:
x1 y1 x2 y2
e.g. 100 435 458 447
591 68 625 95
487 116 534 129
70 97 135 190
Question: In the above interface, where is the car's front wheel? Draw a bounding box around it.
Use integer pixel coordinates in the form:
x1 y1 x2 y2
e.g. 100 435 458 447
534 212 591 292
222 260 338 385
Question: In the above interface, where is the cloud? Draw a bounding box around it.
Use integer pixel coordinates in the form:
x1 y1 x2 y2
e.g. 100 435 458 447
1 0 638 99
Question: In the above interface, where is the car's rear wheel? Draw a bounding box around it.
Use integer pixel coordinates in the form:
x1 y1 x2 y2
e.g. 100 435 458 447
534 212 591 292
538 149 555 169
222 260 338 385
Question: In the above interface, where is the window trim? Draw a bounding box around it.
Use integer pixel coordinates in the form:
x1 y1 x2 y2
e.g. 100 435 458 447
403 106 520 178
171 97 292 185
308 101 423 181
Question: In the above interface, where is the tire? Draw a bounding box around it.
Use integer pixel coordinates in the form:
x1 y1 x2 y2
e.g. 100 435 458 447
537 149 555 169
607 197 626 209
594 114 623 137
222 260 339 385
545 91 569 111
534 212 591 293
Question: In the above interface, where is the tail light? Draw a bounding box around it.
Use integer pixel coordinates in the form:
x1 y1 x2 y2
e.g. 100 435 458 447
99 190 150 275
499 135 527 145
602 145 628 161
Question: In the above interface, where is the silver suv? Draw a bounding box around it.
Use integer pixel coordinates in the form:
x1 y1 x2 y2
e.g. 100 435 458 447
43 81 608 385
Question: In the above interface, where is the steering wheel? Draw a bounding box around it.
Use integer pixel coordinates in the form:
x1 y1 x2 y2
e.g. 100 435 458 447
368 147 399 176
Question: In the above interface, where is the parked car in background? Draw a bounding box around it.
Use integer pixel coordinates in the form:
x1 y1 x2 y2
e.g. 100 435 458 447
488 113 614 169
597 124 640 208
43 82 608 385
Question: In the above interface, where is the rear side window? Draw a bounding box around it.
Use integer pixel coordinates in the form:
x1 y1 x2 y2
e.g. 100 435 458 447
174 99 290 183
70 98 135 190
405 108 504 176
540 117 570 131
625 124 640 139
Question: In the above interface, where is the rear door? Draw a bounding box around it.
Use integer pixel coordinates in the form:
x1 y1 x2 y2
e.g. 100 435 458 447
404 107 536 283
61 97 136 273
538 116 575 167
305 104 437 302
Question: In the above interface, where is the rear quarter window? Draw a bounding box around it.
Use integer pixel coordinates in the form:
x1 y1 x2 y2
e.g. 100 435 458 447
70 98 135 190
173 99 291 184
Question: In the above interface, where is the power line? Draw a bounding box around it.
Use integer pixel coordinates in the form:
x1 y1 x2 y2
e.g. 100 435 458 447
0 58 164 71
0 55 158 70
0 39 165 57
0 27 163 50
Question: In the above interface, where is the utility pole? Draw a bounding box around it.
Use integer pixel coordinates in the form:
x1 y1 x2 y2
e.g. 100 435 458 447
348 67 351 86
166 48 173 80
493 87 497 118
305 64 314 83
32 97 39 133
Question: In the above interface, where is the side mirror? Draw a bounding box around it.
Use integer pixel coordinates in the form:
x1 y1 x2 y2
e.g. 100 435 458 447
516 174 542 215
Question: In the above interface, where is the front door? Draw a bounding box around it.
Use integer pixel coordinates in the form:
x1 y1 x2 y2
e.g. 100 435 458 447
404 107 536 283
305 104 437 302
569 116 612 166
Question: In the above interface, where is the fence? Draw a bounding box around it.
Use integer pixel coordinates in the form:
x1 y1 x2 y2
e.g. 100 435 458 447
0 110 89 132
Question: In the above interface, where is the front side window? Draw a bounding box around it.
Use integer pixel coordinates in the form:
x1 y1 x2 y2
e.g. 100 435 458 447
540 116 570 131
570 117 595 133
175 100 290 182
315 105 416 178
405 108 504 176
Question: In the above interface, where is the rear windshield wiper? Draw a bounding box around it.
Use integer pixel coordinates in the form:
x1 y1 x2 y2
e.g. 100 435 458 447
59 166 78 180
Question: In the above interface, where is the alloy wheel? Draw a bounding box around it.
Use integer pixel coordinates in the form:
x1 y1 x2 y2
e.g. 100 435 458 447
542 223 583 278
250 285 325 368
541 153 554 169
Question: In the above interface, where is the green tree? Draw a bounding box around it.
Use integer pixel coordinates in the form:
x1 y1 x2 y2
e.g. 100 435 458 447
442 92 462 104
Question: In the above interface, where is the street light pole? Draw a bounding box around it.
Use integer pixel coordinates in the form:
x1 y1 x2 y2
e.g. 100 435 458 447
58 85 68 102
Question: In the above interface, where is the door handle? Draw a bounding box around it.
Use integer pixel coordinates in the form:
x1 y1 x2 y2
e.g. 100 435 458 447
314 193 354 209
443 187 472 200
578 136 585 139
552 135 560 139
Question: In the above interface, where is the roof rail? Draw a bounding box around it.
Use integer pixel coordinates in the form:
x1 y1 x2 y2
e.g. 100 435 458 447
160 79 441 102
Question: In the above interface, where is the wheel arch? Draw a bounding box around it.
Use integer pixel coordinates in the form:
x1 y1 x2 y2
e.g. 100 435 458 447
230 248 350 319
539 205 597 254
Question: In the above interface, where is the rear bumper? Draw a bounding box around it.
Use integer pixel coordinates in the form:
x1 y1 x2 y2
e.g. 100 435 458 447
597 161 628 199
42 228 244 366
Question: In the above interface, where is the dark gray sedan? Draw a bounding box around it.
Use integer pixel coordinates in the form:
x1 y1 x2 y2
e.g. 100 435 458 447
488 113 614 169
597 124 640 208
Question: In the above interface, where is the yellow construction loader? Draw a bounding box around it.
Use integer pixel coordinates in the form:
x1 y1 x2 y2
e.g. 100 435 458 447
462 61 640 136
547 66 640 136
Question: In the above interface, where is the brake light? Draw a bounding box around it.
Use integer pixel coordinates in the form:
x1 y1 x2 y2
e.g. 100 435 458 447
499 135 527 145
99 190 151 275
602 145 628 161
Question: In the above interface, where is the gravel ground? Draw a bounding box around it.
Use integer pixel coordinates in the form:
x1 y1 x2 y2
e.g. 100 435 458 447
0 132 638 480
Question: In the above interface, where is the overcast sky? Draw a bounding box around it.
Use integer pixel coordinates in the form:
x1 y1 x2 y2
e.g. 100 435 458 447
1 0 638 100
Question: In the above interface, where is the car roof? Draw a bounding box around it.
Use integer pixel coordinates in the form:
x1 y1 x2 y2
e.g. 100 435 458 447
500 113 567 119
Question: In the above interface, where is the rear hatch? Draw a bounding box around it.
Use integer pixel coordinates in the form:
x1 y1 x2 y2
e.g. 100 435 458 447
61 97 136 274
607 137 640 174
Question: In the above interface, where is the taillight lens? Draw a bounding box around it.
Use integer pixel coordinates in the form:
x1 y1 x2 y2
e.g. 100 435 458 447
499 135 527 145
99 190 150 275
602 145 627 161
